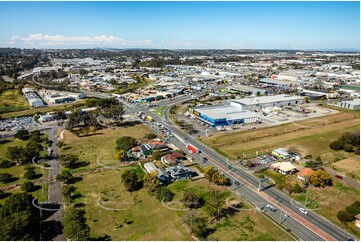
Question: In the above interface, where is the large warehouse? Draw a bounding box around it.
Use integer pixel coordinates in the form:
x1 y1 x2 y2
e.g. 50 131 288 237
231 94 304 111
193 104 261 127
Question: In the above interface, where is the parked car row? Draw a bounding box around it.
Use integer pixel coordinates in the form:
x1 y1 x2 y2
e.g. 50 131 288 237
148 120 174 139
240 154 277 168
0 117 38 132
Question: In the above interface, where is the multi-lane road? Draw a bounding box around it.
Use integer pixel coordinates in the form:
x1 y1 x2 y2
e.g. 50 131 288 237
120 95 357 241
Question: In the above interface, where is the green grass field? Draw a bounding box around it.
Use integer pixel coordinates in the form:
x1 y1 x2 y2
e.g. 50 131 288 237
60 124 156 173
0 99 88 118
0 89 29 114
71 168 294 241
152 106 167 117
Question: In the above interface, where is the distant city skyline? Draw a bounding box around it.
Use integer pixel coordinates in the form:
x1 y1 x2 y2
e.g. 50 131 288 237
0 1 359 50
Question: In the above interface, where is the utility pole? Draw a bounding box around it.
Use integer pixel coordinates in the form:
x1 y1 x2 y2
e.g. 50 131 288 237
304 184 311 207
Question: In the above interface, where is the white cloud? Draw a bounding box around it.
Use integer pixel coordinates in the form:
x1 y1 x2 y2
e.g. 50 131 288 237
7 33 152 48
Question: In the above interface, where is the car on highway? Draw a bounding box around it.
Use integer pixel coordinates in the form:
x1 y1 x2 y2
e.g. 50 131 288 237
335 175 344 180
299 208 308 215
266 204 277 212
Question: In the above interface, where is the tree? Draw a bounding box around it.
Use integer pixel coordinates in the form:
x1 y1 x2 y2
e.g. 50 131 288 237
62 207 90 240
183 210 209 239
144 133 157 140
121 170 142 191
143 171 160 193
206 190 225 223
56 170 73 183
115 136 137 151
14 129 30 140
62 185 76 203
344 144 354 152
0 173 13 183
337 210 354 223
152 150 162 161
6 146 26 165
115 150 126 161
0 193 40 240
204 166 227 185
21 181 35 192
345 201 360 217
0 160 14 168
60 154 79 169
310 169 333 187
181 191 201 208
156 187 174 202
57 140 65 149
24 169 37 180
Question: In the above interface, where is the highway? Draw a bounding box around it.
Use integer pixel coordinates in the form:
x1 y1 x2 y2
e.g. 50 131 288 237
120 95 357 241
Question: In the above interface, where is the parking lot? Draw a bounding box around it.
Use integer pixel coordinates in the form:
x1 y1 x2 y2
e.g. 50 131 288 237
0 116 38 132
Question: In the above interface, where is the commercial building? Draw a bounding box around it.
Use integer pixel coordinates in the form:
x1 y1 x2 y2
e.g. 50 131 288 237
193 104 260 127
232 94 304 111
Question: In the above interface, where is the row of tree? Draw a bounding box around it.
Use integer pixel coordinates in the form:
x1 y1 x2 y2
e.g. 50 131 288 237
329 131 360 155
66 98 125 136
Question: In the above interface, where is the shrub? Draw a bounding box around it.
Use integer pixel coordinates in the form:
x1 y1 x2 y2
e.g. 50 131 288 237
329 140 344 150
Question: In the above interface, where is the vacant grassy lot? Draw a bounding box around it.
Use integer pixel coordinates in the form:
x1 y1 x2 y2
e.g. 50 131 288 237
330 154 360 180
60 124 155 172
0 89 29 114
152 106 167 117
291 179 360 237
200 111 359 162
73 168 294 241
1 99 88 118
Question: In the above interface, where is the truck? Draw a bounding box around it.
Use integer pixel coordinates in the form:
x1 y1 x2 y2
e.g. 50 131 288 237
187 144 199 154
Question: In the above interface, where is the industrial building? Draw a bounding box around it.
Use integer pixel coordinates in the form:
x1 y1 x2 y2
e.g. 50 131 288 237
39 90 86 104
22 88 44 107
192 103 260 127
337 99 360 110
227 84 267 96
231 94 304 111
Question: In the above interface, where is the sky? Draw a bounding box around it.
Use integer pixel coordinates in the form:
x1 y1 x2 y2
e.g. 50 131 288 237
0 1 359 50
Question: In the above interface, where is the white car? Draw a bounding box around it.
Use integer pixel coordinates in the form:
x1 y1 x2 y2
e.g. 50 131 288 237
299 208 308 215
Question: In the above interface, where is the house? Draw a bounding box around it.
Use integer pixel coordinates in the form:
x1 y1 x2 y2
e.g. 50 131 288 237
355 214 360 228
297 168 315 183
161 152 184 165
164 165 194 181
140 144 152 157
143 162 170 184
271 162 297 175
